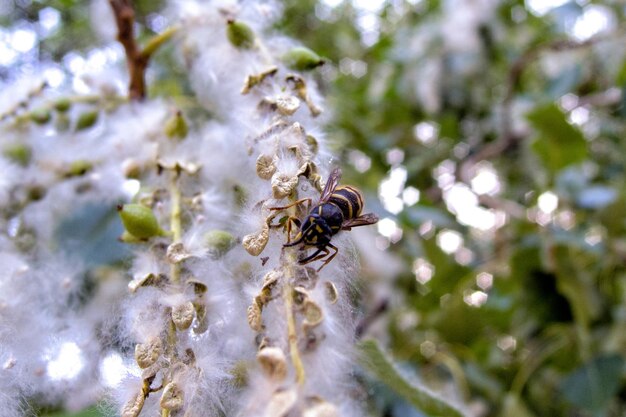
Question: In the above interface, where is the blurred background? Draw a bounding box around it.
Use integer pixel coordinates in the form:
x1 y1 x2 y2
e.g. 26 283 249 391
2 0 626 416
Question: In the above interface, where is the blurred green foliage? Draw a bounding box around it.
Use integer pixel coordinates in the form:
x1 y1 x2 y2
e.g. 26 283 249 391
4 0 626 416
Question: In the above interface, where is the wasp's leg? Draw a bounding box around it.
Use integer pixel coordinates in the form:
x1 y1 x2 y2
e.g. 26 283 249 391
299 247 327 265
315 243 338 272
285 216 302 244
269 197 312 212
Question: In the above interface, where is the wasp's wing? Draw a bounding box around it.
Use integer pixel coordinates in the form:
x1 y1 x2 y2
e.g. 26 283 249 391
319 167 342 203
342 213 379 230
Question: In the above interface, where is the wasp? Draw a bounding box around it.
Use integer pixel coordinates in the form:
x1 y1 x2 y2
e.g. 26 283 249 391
273 168 379 271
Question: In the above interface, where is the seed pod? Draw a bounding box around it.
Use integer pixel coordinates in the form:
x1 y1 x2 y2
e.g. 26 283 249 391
241 66 278 94
265 388 298 417
118 204 166 240
324 282 338 304
64 160 92 177
164 111 188 139
167 242 192 264
30 108 51 125
128 273 165 292
282 47 325 71
122 158 142 179
226 20 256 49
233 184 247 208
287 75 323 117
271 172 298 199
242 224 269 256
259 270 280 303
204 230 237 258
75 110 99 131
292 286 309 306
303 400 339 417
156 159 201 175
275 95 301 116
172 301 195 330
54 98 71 112
303 299 323 329
257 347 288 381
3 144 32 166
160 382 184 411
134 337 162 369
192 303 209 334
306 135 319 156
121 390 145 417
247 301 263 332
256 154 278 180
186 278 208 297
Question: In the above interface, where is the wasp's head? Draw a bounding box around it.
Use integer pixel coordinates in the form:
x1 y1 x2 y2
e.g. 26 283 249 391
286 213 332 247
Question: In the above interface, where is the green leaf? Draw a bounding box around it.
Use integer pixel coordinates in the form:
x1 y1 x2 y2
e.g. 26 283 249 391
527 103 587 173
560 354 624 414
552 244 602 328
359 339 466 417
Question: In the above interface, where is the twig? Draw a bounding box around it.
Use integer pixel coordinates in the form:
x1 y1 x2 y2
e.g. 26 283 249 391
459 30 626 181
109 0 178 100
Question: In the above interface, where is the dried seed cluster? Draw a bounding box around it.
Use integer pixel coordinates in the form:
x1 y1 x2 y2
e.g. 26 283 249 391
230 19 361 414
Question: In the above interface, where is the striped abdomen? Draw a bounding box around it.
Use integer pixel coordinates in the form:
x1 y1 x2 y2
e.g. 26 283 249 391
328 185 364 220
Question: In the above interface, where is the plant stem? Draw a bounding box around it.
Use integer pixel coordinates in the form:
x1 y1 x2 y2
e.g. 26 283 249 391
160 172 183 417
169 171 182 285
282 196 306 385
282 272 306 385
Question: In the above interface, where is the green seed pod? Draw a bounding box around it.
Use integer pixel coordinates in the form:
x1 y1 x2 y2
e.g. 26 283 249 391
65 160 93 177
226 19 256 49
30 108 51 125
3 144 32 166
75 110 99 131
117 203 166 240
205 230 237 258
282 47 325 71
53 98 72 113
164 111 188 139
